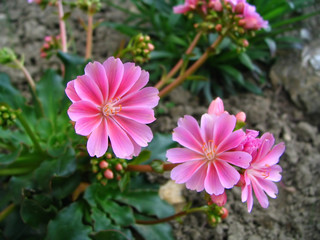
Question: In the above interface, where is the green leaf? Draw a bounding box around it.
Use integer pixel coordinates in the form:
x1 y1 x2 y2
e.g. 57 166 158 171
51 174 81 200
239 52 254 70
218 65 245 85
83 183 114 207
115 190 175 218
146 133 176 162
129 150 151 165
20 198 56 227
46 202 92 240
150 51 176 60
133 217 174 240
90 207 113 232
36 69 64 130
118 172 131 192
91 230 130 240
0 72 25 109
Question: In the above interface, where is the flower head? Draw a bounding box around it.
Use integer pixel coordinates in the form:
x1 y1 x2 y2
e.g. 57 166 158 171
66 57 159 159
167 113 252 195
240 2 268 30
241 133 285 212
173 0 207 14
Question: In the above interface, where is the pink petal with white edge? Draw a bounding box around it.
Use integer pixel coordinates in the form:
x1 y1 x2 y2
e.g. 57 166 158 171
84 61 109 100
263 165 282 182
217 151 252 169
65 80 81 102
127 134 142 158
74 75 103 106
112 116 153 147
173 126 204 154
119 87 159 108
255 177 278 198
208 97 224 115
204 162 225 195
127 70 149 94
255 133 275 162
103 57 124 100
241 182 249 202
118 107 155 124
166 148 205 163
87 118 109 158
171 160 207 184
246 185 254 212
200 114 215 143
75 116 102 136
107 117 134 159
213 113 236 146
67 100 100 121
256 142 285 167
251 177 269 208
215 160 240 189
217 129 246 153
115 62 141 98
185 164 208 192
178 115 204 146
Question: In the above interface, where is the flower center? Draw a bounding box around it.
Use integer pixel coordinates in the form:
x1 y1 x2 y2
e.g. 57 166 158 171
202 140 217 161
102 98 122 117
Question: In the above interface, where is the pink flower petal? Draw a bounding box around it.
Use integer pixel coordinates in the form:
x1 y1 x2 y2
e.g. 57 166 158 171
115 62 141 98
254 133 275 162
171 160 207 184
103 57 124 100
217 151 252 168
256 142 285 167
107 118 134 159
65 80 81 103
166 148 205 163
126 70 149 94
215 160 240 189
185 164 207 192
112 116 153 147
217 129 246 153
200 114 215 143
255 177 278 198
251 177 269 208
172 125 204 154
204 162 225 195
87 118 109 158
178 115 204 146
67 100 100 121
75 116 102 136
118 107 155 124
241 182 249 202
213 113 236 146
246 185 254 212
74 75 103 106
118 87 159 108
173 4 190 14
84 61 109 100
264 165 282 182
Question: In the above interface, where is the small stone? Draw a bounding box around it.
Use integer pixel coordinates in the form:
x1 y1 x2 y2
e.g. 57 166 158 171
296 122 317 142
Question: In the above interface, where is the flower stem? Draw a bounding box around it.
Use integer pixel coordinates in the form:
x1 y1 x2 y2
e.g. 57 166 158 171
13 59 44 118
126 163 179 172
16 111 42 153
159 34 225 98
85 13 93 59
135 206 208 225
155 31 203 90
57 0 68 53
0 204 15 222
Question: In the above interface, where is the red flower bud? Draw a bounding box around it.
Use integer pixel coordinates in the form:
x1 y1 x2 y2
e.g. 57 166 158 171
104 169 114 179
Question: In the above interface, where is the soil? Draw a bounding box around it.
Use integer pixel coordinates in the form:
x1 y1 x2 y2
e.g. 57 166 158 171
0 1 319 240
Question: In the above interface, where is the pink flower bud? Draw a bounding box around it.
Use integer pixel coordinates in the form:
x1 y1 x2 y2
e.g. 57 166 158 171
40 52 47 58
43 43 50 49
104 169 114 179
208 97 224 115
209 0 223 12
44 36 52 42
220 207 228 219
143 49 149 54
238 19 246 27
236 111 246 122
99 160 109 169
210 191 227 207
235 2 245 14
215 24 222 32
148 43 154 51
242 39 249 47
106 153 112 159
145 36 150 41
115 163 123 171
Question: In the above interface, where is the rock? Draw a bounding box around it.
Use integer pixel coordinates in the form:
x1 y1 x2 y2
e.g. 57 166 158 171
296 121 317 142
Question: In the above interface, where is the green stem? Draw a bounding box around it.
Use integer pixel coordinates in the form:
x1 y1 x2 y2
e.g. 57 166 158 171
13 58 44 118
0 204 15 222
159 33 226 98
16 111 42 152
135 206 208 225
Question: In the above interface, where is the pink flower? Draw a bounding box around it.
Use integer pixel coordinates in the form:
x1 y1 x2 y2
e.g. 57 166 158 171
241 133 285 212
240 3 268 30
173 0 206 14
65 57 159 159
167 113 252 195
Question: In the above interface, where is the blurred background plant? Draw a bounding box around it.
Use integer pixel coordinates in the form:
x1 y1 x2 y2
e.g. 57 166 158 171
103 0 319 100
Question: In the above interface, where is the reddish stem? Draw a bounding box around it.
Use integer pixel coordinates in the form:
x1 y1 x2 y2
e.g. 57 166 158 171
57 0 67 53
155 31 203 90
85 13 93 59
135 211 187 225
159 34 225 98
126 163 179 172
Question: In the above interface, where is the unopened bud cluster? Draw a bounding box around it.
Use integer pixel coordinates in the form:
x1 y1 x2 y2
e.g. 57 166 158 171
76 0 101 14
0 48 16 65
130 34 155 64
91 153 127 185
0 104 17 129
206 202 228 227
40 35 62 59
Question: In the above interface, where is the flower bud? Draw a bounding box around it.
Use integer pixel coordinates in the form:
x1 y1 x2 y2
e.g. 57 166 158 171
236 111 246 122
106 153 112 159
115 163 123 171
235 2 245 14
220 207 228 219
99 160 109 169
148 43 155 51
215 24 222 32
242 39 249 48
210 191 227 207
104 169 114 179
